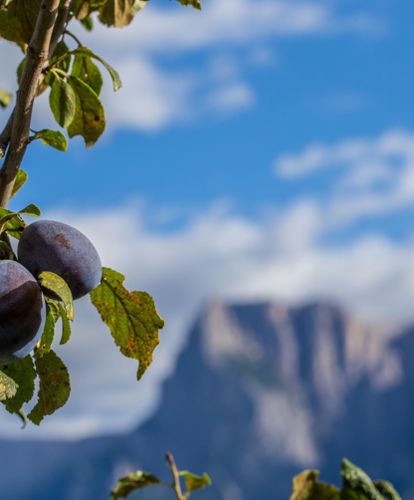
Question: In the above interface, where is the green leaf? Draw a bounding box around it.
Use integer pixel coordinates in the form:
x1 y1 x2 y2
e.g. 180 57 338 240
37 298 60 356
67 76 106 147
90 267 164 380
73 46 122 91
58 303 72 345
98 0 147 28
11 169 28 198
0 369 18 401
1 356 36 413
110 471 161 499
49 78 76 128
38 271 74 320
180 471 212 493
72 54 104 95
290 470 340 500
80 15 93 30
35 129 68 152
176 0 201 9
19 203 41 216
28 350 70 425
0 240 15 259
341 460 382 500
0 88 12 108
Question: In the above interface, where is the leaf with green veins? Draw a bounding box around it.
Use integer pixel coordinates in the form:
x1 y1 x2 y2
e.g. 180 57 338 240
110 471 161 499
28 350 70 425
58 303 72 345
180 471 212 493
290 470 340 500
37 298 61 356
49 78 76 128
73 46 121 91
72 54 103 95
67 76 106 147
1 356 36 413
38 272 74 320
0 88 12 108
35 129 67 152
176 0 201 9
98 0 147 28
0 369 18 401
90 267 164 380
12 169 28 198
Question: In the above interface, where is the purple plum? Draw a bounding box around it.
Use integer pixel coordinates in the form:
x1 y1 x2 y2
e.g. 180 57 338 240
18 220 102 299
0 260 43 359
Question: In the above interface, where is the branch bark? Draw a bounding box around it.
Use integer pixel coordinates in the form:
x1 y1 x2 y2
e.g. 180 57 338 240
0 0 62 208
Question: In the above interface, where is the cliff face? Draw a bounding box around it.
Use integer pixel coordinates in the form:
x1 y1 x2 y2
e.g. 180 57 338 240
0 301 412 500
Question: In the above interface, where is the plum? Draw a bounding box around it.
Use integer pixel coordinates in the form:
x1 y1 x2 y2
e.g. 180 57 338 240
18 220 102 299
0 260 43 360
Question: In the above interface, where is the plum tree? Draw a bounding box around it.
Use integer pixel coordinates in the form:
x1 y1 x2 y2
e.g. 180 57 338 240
0 260 43 359
0 1 211 495
18 220 102 299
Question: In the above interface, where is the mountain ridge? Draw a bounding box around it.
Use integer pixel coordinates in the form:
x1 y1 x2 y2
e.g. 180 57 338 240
0 300 412 499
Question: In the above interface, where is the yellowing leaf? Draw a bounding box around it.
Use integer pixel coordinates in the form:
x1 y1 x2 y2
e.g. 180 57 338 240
0 369 18 401
98 0 147 27
180 471 212 493
290 470 340 500
90 267 164 380
0 88 12 108
67 76 106 147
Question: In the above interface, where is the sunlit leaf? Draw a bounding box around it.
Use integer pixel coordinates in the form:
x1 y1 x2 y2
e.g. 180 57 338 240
90 267 164 379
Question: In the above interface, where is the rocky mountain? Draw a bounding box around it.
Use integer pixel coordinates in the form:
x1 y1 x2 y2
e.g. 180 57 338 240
0 301 413 499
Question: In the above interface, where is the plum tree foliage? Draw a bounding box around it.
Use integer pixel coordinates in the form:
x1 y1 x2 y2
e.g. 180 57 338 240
0 0 201 426
290 459 401 500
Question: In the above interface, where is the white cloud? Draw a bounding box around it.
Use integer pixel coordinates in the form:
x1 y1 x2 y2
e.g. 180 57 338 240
87 0 383 55
206 82 255 113
0 0 384 132
1 183 414 439
273 129 414 229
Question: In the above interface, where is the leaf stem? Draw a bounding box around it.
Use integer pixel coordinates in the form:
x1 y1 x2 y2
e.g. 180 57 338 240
166 452 187 500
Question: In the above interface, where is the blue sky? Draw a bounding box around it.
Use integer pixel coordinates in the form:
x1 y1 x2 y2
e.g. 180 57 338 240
1 0 414 438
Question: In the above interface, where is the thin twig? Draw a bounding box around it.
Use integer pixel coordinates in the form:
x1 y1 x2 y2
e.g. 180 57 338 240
166 452 186 500
63 29 82 47
49 0 73 55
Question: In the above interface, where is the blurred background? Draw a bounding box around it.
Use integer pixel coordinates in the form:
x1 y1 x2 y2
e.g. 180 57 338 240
1 0 414 498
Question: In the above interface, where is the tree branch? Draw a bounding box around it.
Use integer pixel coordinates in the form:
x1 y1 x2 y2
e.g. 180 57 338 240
49 0 73 55
166 452 186 500
0 0 61 208
0 113 14 160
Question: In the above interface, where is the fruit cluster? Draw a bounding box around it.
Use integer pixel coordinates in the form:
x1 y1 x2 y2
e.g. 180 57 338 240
0 220 101 362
